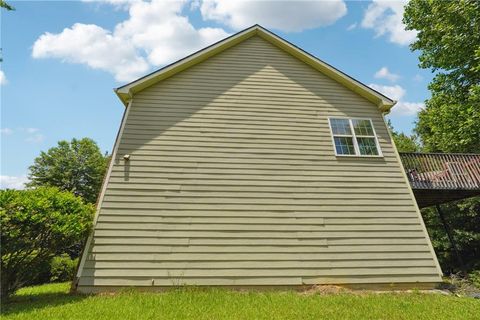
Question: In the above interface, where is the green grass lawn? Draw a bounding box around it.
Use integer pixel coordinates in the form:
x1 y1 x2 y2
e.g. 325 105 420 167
1 282 479 320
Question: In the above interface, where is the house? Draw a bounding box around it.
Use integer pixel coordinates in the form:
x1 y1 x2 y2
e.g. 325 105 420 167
75 25 442 293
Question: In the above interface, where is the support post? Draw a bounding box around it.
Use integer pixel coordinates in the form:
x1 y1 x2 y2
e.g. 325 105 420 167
435 204 467 275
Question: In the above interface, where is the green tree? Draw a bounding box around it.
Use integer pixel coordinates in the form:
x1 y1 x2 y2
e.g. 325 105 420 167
0 0 14 64
416 87 480 153
404 0 480 153
0 0 15 10
393 132 420 153
0 187 94 299
404 0 480 276
27 138 109 204
421 198 480 273
387 120 421 152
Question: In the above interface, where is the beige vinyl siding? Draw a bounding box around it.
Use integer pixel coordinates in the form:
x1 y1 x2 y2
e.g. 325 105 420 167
77 35 441 291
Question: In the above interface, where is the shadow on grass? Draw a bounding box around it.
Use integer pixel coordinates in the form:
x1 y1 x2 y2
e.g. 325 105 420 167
1 290 89 316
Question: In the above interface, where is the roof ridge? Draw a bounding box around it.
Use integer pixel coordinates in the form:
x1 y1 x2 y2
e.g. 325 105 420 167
115 25 396 112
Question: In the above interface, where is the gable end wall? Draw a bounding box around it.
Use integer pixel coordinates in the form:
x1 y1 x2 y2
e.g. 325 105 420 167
77 36 441 291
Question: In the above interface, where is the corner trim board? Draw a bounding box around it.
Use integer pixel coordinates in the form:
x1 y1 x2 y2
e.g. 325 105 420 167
382 114 443 279
76 99 133 279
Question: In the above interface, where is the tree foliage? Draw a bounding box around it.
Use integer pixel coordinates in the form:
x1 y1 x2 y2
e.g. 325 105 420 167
404 0 480 153
416 86 480 153
422 197 480 273
403 0 480 275
50 254 79 283
0 187 94 299
27 138 109 204
387 120 421 152
0 0 14 10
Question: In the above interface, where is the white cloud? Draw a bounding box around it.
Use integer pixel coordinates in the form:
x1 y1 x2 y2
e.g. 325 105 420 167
24 127 39 134
114 0 229 66
0 70 7 85
83 0 137 4
200 0 347 32
361 0 417 45
369 83 405 101
346 23 357 31
32 23 150 82
394 101 425 115
374 67 399 82
413 74 423 82
25 134 45 143
21 128 45 143
11 127 46 143
1 128 13 135
190 0 201 10
82 0 138 10
32 0 229 82
369 83 424 116
0 175 29 190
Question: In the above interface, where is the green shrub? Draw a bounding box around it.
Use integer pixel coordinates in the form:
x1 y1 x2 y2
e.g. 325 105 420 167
50 254 79 283
469 270 480 289
28 259 52 286
0 187 94 299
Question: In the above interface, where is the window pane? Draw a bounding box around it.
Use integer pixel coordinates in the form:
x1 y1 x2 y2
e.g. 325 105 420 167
330 119 352 135
357 137 379 155
352 119 374 136
334 137 356 155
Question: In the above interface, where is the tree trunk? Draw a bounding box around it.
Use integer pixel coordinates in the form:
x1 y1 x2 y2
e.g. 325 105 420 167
0 273 13 301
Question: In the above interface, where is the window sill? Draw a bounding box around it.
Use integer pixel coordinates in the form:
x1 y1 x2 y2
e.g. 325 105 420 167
334 154 384 158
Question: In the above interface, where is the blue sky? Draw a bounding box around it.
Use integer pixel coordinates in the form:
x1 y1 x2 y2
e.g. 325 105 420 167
1 0 434 188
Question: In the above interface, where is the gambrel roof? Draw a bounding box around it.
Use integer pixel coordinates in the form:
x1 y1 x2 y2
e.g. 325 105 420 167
115 25 396 112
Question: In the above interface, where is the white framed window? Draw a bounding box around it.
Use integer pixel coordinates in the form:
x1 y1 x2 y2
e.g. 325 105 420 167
328 118 382 157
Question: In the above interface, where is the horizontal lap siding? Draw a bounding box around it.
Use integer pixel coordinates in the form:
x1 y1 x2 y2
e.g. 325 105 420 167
78 36 440 290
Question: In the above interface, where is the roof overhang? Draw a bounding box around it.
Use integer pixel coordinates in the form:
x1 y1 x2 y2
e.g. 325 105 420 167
115 25 396 112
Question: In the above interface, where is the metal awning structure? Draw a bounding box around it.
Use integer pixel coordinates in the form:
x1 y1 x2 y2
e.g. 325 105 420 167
399 152 480 208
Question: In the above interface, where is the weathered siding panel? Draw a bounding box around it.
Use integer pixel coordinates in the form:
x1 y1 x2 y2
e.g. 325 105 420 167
77 36 441 291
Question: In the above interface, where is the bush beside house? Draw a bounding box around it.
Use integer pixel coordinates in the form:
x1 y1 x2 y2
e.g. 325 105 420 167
0 187 94 299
